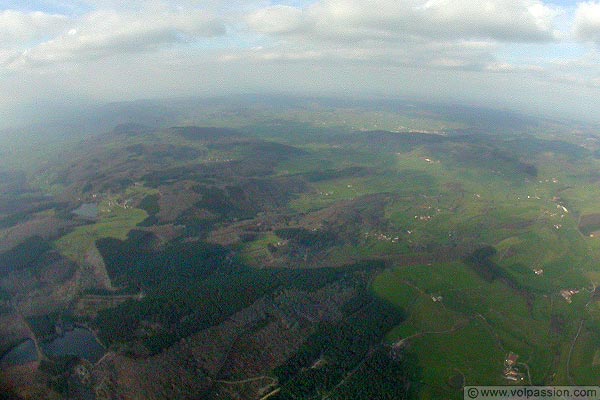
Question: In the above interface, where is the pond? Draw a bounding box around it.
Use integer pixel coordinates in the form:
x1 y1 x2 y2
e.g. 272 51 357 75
41 328 106 363
72 203 99 219
0 339 37 367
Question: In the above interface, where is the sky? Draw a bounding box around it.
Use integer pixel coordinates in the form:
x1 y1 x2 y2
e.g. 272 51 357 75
1 0 600 128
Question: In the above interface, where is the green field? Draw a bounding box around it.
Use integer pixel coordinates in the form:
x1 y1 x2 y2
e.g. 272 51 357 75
373 262 575 396
196 119 600 396
54 205 147 264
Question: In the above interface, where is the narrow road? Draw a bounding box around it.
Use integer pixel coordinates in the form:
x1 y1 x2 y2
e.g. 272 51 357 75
516 362 532 385
258 388 281 400
81 293 142 301
566 319 584 385
215 376 277 385
322 347 377 400
473 313 505 353
392 320 467 349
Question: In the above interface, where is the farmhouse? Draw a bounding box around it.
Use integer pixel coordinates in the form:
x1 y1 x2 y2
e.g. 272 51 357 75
560 289 579 303
505 352 518 367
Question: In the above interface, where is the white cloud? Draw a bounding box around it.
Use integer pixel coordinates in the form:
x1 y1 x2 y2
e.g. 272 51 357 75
5 8 225 68
574 1 600 43
246 5 306 34
2 0 563 71
0 10 69 46
247 0 561 43
241 0 563 76
485 61 545 72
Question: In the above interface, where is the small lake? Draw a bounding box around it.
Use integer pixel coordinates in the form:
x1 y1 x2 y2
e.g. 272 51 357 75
0 339 37 367
41 328 106 363
72 203 98 219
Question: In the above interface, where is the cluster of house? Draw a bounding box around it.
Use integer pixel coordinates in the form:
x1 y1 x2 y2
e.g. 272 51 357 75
98 197 132 213
204 157 233 162
414 215 432 221
503 352 525 382
560 289 580 304
539 178 560 184
106 198 132 209
363 231 401 243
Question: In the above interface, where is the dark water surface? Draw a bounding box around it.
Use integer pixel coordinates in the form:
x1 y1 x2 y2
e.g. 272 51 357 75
41 328 106 363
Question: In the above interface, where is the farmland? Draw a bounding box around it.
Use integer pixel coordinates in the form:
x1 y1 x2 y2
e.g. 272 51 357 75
1 99 600 398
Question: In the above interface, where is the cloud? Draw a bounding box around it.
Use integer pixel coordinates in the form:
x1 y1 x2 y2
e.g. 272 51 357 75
246 5 306 35
574 1 600 43
485 62 544 73
3 0 563 71
0 10 69 46
219 38 497 74
242 0 563 75
3 7 226 69
247 0 560 43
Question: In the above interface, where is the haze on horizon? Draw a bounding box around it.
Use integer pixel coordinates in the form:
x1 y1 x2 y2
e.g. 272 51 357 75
1 0 600 129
